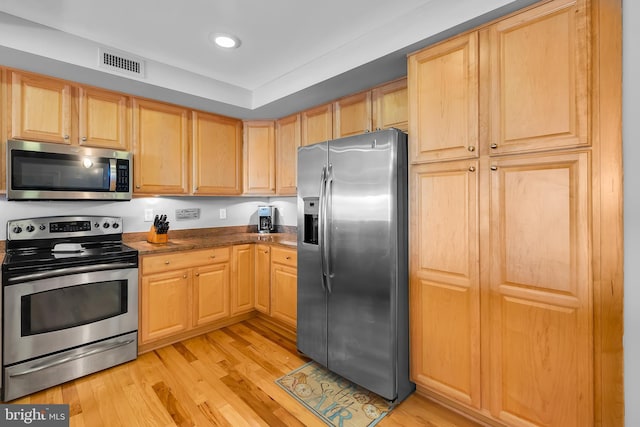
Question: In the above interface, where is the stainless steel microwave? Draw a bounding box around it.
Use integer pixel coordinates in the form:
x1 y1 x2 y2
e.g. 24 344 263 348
7 140 132 201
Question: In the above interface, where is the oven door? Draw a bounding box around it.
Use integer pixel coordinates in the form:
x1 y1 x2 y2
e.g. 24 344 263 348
3 267 138 365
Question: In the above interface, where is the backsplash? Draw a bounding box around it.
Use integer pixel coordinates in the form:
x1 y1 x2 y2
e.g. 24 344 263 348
0 196 297 241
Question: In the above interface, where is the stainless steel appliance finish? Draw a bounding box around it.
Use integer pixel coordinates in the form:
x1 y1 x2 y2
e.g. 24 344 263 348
258 205 275 234
297 128 414 402
7 139 132 201
2 216 139 401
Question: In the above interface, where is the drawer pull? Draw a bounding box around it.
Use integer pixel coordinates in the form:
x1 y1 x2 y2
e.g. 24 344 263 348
164 261 170 265
210 255 216 259
285 256 291 260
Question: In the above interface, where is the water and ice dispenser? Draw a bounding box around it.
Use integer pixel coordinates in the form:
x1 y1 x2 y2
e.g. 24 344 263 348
303 197 319 244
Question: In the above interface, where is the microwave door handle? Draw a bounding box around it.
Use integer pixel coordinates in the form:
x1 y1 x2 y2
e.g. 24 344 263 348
109 158 117 191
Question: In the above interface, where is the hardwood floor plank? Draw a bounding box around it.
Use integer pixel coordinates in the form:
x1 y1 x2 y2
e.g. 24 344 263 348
4 319 480 427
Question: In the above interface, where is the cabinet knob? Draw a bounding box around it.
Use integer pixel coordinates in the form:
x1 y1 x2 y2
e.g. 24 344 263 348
183 274 187 279
136 185 141 189
195 272 200 277
491 165 498 171
263 250 269 254
467 146 476 152
285 256 291 260
81 136 87 141
210 255 216 259
468 166 476 172
164 261 170 265
490 143 498 149
63 135 70 140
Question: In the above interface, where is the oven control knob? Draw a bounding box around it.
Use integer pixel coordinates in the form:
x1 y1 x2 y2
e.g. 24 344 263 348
12 226 22 234
26 225 35 233
94 222 100 228
112 222 120 229
39 224 46 231
103 222 110 229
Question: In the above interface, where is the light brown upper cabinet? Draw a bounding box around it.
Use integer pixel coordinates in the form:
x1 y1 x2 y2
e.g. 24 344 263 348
408 32 479 163
8 70 129 150
372 77 408 132
243 120 276 195
334 80 409 138
301 103 332 146
1 68 7 193
132 98 189 195
484 0 588 155
276 113 301 195
191 111 243 195
333 91 372 138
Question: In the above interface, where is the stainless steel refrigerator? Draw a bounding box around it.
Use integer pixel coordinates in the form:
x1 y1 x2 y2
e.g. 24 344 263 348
297 128 414 403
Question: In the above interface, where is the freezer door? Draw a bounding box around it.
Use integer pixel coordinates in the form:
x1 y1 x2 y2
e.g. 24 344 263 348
297 141 328 365
326 129 404 400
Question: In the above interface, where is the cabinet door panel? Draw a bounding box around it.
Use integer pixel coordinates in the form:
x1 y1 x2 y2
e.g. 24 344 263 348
301 104 332 146
271 264 297 328
243 121 275 194
408 32 478 163
132 98 189 194
410 161 480 407
254 245 271 314
140 270 190 344
10 71 72 144
333 91 372 138
193 263 230 326
231 244 255 315
192 112 242 195
78 87 129 150
276 114 300 195
372 78 408 132
488 151 591 426
486 0 588 154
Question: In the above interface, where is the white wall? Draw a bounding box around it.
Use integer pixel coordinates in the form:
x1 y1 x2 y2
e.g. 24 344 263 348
623 0 639 425
0 196 297 240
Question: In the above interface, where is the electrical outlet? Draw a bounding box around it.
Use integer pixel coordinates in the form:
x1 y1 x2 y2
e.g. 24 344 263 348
144 209 154 222
219 208 227 220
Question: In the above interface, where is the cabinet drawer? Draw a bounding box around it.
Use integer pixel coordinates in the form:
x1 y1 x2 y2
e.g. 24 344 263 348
142 247 230 274
271 246 297 267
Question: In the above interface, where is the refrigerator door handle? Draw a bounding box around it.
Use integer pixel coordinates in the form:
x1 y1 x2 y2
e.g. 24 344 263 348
319 165 328 291
325 163 334 293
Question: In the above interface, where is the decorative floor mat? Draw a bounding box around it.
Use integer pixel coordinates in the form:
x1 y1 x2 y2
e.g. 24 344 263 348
276 361 394 427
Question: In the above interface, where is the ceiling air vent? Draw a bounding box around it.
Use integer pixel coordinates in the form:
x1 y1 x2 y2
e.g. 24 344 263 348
98 47 145 78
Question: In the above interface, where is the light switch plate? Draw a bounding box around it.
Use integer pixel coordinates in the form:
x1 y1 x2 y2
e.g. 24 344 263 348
219 208 227 219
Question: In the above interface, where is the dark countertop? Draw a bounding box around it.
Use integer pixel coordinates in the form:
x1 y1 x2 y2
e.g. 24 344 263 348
125 232 297 256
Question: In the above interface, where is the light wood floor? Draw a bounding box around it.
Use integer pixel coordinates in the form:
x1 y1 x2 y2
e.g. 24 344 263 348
12 318 480 426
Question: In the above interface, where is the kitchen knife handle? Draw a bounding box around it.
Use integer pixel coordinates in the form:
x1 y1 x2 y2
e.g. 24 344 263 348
319 166 328 291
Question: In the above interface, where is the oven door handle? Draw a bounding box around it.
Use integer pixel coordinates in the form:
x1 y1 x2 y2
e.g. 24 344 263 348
8 338 136 378
6 262 138 284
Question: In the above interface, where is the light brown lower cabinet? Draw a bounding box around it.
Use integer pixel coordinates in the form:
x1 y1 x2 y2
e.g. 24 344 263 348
139 243 298 351
410 151 592 426
254 244 271 314
230 244 255 315
270 246 298 329
140 246 232 348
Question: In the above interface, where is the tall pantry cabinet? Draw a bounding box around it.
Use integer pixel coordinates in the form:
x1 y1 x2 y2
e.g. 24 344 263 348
408 0 623 426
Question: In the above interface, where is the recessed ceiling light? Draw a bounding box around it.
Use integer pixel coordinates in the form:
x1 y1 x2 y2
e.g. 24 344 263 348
210 33 241 49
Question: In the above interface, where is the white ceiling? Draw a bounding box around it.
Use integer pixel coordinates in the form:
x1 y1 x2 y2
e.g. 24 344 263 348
0 0 537 119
